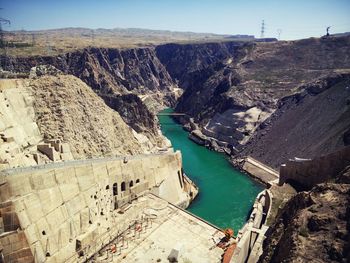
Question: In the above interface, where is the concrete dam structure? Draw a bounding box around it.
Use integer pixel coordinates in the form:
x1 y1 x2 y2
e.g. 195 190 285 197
0 152 202 262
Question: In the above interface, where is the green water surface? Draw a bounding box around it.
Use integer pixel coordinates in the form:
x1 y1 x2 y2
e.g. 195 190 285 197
158 108 264 231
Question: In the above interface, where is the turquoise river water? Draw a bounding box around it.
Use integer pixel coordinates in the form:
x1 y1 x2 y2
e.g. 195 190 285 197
158 108 264 231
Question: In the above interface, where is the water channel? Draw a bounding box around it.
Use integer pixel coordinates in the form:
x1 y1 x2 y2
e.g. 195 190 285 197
158 108 264 231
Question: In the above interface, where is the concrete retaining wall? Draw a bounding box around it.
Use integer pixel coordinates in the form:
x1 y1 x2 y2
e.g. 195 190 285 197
231 189 272 263
0 151 193 263
279 146 350 190
243 157 279 186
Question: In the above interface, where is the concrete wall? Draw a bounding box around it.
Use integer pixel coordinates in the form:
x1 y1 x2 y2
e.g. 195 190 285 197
0 79 42 169
231 189 272 263
279 146 350 190
0 151 192 263
243 157 279 186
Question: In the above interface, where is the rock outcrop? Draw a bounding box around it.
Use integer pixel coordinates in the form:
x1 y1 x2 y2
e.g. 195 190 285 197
3 47 178 146
258 166 350 263
30 73 157 159
4 47 177 105
237 72 350 169
162 36 350 164
2 36 350 167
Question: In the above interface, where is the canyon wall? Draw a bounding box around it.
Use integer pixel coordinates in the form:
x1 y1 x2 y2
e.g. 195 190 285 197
3 35 350 169
0 72 168 171
168 37 350 157
2 47 179 150
258 166 350 263
238 72 350 168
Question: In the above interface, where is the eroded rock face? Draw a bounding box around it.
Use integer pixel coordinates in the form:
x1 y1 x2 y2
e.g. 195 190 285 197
30 74 156 159
163 36 350 159
3 36 350 163
258 167 350 263
101 93 159 141
5 47 175 96
238 73 350 169
29 64 62 78
4 47 177 147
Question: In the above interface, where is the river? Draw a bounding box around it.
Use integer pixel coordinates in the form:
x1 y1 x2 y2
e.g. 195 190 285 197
158 108 264 232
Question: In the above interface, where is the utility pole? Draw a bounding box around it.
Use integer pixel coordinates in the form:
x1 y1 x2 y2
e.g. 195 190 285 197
0 8 11 70
46 35 52 55
277 29 282 40
91 29 95 46
0 10 10 48
260 20 265 38
32 33 36 46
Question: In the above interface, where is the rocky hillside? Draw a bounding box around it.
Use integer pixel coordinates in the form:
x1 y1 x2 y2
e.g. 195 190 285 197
30 72 158 159
258 166 350 263
2 35 350 167
3 47 179 146
4 47 176 101
101 93 159 143
163 36 350 164
238 72 350 168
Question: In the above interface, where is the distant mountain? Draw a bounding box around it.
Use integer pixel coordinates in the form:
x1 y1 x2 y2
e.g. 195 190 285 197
3 27 255 56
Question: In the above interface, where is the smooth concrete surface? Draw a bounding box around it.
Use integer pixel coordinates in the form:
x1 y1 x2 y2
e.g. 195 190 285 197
243 157 279 185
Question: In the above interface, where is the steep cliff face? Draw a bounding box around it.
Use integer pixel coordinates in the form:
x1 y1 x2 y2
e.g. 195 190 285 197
3 36 350 164
258 167 350 263
161 36 350 158
5 47 175 96
101 93 159 142
156 42 247 88
3 47 179 148
30 73 156 159
238 73 350 168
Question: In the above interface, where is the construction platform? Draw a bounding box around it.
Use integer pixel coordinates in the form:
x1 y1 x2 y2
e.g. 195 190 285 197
88 194 230 263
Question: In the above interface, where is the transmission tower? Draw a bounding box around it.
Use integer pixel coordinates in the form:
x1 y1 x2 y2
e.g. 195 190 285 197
260 20 265 38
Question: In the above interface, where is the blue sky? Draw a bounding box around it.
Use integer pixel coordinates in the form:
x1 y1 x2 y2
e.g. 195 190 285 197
1 0 350 40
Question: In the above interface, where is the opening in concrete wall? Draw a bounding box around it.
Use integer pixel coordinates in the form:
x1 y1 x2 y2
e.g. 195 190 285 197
113 183 118 195
178 171 183 188
130 180 134 188
121 182 126 192
136 178 140 184
114 197 118 210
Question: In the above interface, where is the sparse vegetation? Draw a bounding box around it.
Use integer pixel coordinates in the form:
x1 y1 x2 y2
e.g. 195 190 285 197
2 28 253 57
299 226 309 237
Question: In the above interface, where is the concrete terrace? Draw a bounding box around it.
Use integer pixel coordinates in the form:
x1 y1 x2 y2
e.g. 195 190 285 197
89 194 228 263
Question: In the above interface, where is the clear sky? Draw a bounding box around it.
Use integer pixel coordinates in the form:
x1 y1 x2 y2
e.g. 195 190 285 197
1 0 350 40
